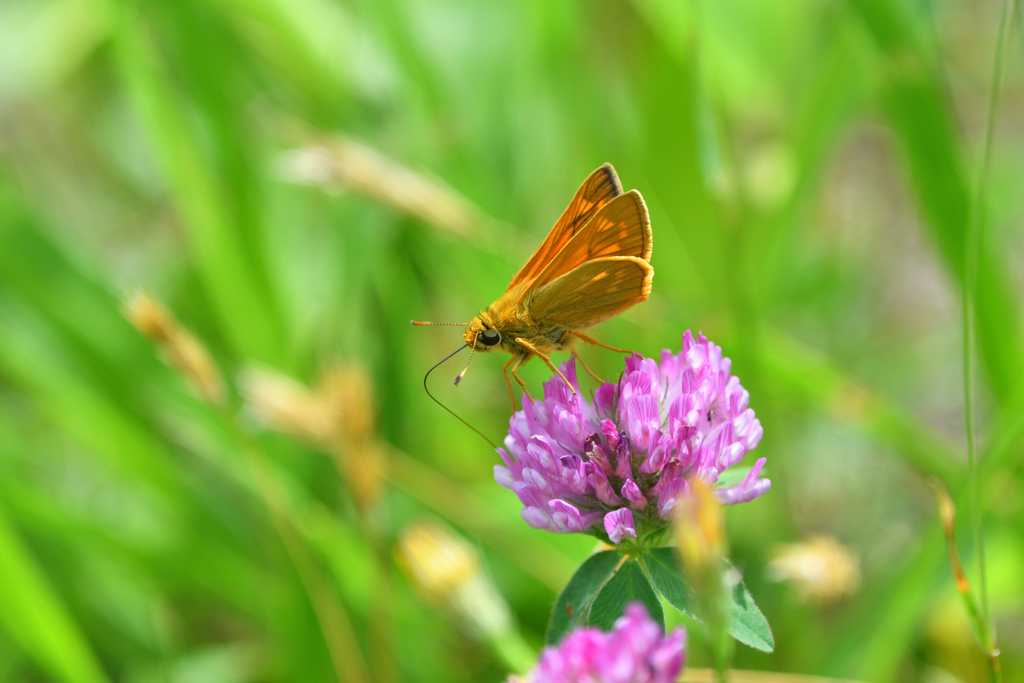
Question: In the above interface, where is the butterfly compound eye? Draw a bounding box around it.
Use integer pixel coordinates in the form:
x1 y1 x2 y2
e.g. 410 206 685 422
479 329 501 346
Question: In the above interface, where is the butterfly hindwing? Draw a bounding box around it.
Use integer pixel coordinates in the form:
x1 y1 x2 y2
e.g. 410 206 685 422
507 164 623 291
527 256 653 331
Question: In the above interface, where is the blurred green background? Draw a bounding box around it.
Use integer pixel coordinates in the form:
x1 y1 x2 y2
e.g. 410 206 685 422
1 0 1023 681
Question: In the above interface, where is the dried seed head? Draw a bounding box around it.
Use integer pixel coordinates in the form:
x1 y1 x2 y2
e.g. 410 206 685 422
124 291 224 404
321 365 385 510
123 290 174 342
279 137 481 239
321 365 374 444
239 363 385 510
239 367 337 444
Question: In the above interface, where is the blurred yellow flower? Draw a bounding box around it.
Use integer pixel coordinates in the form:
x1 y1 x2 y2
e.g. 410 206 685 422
674 478 728 590
395 518 512 639
768 536 860 605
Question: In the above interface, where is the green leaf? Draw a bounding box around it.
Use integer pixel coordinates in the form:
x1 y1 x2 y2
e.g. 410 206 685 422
643 548 774 652
546 550 620 645
727 580 775 653
643 547 696 614
588 557 664 633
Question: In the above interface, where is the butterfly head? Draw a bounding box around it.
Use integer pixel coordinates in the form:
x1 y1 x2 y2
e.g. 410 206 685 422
464 317 502 353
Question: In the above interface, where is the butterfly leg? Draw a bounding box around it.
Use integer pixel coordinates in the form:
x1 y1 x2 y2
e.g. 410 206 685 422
515 337 575 394
572 331 634 355
505 354 534 408
503 356 519 410
572 349 607 385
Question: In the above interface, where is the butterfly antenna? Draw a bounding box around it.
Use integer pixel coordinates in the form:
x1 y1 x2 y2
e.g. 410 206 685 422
411 320 472 326
454 334 478 386
423 344 497 449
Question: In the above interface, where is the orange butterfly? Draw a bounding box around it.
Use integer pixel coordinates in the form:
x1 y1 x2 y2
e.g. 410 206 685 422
415 163 653 408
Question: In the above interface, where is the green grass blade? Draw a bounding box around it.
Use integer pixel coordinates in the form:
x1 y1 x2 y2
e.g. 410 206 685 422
0 503 110 683
849 0 1024 404
107 8 283 364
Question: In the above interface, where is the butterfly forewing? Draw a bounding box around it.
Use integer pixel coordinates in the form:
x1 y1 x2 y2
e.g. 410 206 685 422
528 190 651 292
527 256 653 330
506 164 623 291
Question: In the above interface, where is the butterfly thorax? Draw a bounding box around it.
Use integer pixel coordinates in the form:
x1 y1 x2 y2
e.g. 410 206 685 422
464 291 573 358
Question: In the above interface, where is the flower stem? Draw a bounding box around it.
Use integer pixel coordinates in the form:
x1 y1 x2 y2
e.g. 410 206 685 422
930 480 1001 683
489 630 537 675
964 1 1018 680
